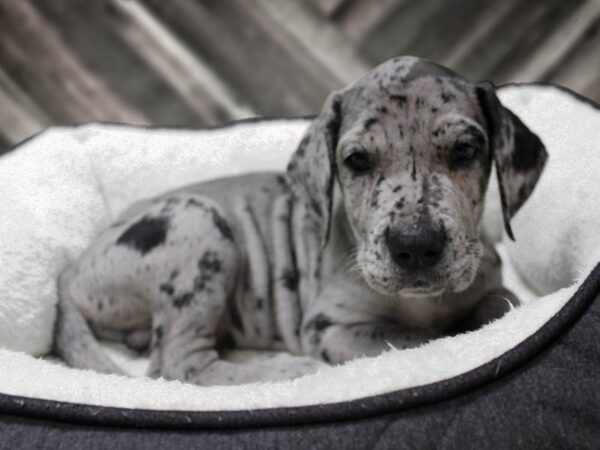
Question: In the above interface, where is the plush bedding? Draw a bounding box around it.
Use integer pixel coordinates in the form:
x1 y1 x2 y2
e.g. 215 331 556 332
0 83 599 448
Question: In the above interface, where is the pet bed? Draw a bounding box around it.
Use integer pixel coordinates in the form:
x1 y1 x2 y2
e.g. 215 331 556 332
0 83 599 449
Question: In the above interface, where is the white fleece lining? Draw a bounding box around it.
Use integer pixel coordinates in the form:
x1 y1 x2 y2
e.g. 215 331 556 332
0 84 598 411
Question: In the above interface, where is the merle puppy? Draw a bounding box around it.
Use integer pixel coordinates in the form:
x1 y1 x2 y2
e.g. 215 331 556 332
55 56 547 385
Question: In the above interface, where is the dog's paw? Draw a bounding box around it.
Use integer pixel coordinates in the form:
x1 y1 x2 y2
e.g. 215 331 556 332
447 287 519 335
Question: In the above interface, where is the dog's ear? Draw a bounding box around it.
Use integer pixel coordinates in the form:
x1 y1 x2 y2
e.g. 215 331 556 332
286 91 343 247
476 82 548 240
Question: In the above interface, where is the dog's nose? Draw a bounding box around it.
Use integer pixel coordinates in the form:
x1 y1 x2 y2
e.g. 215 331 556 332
385 222 446 270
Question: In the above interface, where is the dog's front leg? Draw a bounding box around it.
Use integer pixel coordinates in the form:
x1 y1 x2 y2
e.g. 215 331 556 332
300 276 440 364
302 311 439 365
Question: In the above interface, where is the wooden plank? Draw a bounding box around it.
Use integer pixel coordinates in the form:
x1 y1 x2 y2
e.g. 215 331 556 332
404 0 521 70
0 66 49 143
544 15 600 102
307 0 350 17
0 0 149 125
485 0 586 84
449 0 580 82
357 0 447 63
29 0 206 126
510 0 600 83
0 86 45 145
0 132 12 156
336 0 403 44
108 0 254 122
250 0 370 84
142 0 343 116
442 0 521 70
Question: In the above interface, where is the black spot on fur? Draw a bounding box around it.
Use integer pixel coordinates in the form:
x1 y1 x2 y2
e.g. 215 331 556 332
364 118 378 130
390 95 407 107
281 267 299 291
411 147 417 181
159 283 174 296
310 198 323 217
441 92 456 103
371 175 385 208
305 309 327 345
305 314 333 333
152 326 163 349
229 302 244 332
393 185 402 193
193 251 222 292
198 251 222 273
256 297 264 309
321 350 332 364
210 208 234 241
173 292 194 309
371 190 380 208
276 175 287 187
377 106 388 115
116 216 169 255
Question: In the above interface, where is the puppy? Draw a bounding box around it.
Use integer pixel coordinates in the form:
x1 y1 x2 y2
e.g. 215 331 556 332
55 57 547 385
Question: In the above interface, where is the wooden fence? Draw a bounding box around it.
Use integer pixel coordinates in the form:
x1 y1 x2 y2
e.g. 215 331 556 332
0 0 598 153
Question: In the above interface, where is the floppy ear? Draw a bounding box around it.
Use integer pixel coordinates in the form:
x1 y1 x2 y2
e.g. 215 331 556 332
286 91 343 247
476 82 548 240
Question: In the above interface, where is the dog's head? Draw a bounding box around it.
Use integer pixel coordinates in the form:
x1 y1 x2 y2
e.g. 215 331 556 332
286 57 547 297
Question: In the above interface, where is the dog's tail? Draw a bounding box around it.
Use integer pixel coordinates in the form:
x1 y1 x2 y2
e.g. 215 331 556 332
54 269 125 375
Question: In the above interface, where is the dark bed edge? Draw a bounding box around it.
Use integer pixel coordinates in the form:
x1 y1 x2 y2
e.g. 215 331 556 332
0 82 598 431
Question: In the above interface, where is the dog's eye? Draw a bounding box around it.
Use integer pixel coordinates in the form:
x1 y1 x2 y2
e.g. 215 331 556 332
451 143 477 165
345 151 374 173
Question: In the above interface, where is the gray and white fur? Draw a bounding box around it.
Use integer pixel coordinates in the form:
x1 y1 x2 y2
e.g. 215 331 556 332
54 57 548 385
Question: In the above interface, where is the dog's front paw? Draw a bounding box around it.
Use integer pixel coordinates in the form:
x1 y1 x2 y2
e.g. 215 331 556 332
474 287 519 326
447 288 519 335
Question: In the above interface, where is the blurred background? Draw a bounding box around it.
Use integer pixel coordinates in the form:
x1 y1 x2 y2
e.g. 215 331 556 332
1 0 599 155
